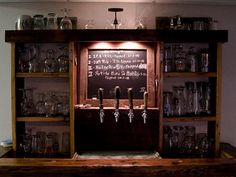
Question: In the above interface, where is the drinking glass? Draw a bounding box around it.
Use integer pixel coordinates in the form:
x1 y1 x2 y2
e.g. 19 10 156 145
33 14 45 30
84 19 95 29
35 93 46 116
61 132 70 154
57 46 69 72
44 49 58 72
59 8 72 30
46 13 58 30
173 86 186 116
163 91 173 117
44 92 58 117
36 131 46 157
185 82 194 115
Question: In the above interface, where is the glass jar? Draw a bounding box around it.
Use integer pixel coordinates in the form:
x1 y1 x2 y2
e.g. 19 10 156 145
175 56 186 72
186 47 198 72
185 82 194 115
59 8 72 30
33 14 45 30
46 13 58 30
173 86 186 116
163 91 173 117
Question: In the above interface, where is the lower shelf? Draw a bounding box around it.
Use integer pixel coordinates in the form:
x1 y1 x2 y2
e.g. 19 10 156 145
16 117 69 122
163 116 216 122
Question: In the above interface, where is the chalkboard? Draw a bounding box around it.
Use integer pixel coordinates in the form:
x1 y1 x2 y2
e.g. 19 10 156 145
87 49 147 99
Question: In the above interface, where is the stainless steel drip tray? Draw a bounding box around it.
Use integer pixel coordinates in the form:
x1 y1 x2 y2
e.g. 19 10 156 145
73 151 161 159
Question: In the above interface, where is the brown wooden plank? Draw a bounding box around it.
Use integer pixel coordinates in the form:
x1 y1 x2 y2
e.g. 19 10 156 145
163 116 216 122
215 43 223 157
11 43 17 152
5 30 228 43
16 117 67 122
15 72 69 78
0 158 236 177
163 72 217 78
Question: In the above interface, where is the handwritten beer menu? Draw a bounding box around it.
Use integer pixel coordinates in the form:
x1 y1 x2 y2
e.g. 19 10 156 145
88 49 147 99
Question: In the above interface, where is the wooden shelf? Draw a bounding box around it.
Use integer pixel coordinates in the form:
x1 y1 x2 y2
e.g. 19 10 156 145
163 72 217 78
5 30 228 43
16 116 68 122
16 72 69 78
163 116 216 122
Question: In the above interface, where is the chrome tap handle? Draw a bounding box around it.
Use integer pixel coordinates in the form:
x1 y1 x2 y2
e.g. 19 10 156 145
99 109 105 123
114 86 120 123
114 109 119 123
128 109 134 123
142 91 148 124
98 88 104 123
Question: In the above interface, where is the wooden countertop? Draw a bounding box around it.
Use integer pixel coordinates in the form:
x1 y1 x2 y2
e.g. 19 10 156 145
0 158 236 177
0 143 236 176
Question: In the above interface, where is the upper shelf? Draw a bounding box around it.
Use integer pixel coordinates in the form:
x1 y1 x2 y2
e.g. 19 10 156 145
163 72 217 78
5 30 228 43
16 72 69 78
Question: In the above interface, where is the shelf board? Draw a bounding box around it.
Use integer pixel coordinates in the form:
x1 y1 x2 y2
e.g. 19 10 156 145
5 30 228 43
16 116 68 122
16 72 69 78
163 72 217 78
163 116 216 122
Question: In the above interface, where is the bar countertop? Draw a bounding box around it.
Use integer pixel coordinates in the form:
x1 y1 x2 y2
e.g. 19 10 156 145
0 143 236 177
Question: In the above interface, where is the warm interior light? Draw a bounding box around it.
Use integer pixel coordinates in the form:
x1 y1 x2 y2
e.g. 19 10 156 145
92 42 142 49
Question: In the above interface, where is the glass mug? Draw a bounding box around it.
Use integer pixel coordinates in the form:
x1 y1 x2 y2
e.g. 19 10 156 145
33 14 45 30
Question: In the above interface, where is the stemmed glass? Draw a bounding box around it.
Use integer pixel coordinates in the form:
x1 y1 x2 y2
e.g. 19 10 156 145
59 8 72 30
57 46 69 72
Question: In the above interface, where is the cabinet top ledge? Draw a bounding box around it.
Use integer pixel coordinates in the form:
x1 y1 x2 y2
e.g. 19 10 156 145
5 29 228 43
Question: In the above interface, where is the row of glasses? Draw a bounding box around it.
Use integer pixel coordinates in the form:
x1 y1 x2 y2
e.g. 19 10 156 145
32 8 72 30
17 45 69 73
19 89 69 118
18 129 70 157
163 81 212 117
35 91 69 117
163 44 210 73
163 125 212 157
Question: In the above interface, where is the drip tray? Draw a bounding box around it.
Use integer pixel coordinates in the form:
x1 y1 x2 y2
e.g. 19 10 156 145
73 151 161 159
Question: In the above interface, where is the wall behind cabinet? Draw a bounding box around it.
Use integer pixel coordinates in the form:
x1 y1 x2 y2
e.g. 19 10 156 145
0 2 236 147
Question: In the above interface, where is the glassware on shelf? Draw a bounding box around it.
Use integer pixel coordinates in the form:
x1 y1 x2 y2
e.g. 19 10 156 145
44 49 58 72
163 46 173 72
173 86 186 116
46 13 58 30
61 132 70 154
36 131 46 157
57 93 69 117
19 88 35 116
33 14 45 30
186 47 198 72
44 92 58 117
35 93 46 116
84 19 95 29
135 18 146 29
185 82 194 115
59 8 72 30
163 92 173 117
57 46 69 72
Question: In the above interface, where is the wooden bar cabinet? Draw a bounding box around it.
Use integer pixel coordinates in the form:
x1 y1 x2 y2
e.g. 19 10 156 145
5 29 228 159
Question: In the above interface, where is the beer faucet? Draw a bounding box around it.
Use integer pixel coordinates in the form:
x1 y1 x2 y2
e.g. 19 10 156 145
98 88 105 123
114 86 120 123
142 91 148 124
128 88 134 123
